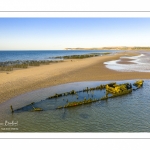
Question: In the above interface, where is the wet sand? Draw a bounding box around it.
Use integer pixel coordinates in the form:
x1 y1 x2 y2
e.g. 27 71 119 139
0 51 150 104
116 58 136 64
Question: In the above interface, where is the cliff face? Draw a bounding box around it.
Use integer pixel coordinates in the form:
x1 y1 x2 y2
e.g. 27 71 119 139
65 47 150 50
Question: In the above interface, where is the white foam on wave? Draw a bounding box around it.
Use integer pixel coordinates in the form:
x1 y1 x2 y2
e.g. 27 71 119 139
120 54 145 59
104 53 150 72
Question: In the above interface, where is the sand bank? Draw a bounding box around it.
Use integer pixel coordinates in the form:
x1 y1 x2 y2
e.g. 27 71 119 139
0 51 150 104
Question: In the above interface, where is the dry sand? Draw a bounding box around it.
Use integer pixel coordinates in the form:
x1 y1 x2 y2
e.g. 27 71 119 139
0 51 150 104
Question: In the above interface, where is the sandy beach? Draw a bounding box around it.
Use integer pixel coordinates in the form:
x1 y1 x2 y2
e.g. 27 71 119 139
0 51 150 104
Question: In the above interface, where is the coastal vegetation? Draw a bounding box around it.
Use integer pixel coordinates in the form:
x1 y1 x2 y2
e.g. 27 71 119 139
65 46 150 50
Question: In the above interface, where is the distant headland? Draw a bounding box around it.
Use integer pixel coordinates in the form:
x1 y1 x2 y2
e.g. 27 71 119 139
65 47 150 50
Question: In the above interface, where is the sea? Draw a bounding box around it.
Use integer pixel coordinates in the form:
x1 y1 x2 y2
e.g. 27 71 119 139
0 50 115 62
104 52 150 72
0 50 150 132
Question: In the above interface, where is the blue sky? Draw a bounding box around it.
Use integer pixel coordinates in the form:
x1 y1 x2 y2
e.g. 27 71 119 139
0 18 150 50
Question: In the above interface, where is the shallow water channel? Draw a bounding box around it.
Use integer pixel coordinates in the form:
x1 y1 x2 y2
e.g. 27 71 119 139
0 80 150 132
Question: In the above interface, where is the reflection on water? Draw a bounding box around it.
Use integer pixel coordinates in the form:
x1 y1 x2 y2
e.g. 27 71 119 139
0 80 150 132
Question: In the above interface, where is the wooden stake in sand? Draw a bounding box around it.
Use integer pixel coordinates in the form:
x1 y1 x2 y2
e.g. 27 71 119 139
10 105 14 113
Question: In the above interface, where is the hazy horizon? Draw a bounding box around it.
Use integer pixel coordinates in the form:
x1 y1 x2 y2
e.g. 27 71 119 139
1 18 150 50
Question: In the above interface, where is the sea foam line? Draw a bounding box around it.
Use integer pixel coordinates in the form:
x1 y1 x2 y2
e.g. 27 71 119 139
104 54 150 72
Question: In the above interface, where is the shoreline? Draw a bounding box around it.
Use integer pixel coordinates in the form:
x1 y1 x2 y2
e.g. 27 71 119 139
0 51 150 104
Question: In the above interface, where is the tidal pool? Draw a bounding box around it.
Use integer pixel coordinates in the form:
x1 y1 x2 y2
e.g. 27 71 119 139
0 80 150 132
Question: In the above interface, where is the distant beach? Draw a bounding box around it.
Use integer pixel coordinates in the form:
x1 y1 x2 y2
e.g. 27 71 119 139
0 50 150 104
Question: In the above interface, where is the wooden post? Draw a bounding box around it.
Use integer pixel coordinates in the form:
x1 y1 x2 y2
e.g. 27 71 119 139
10 105 14 113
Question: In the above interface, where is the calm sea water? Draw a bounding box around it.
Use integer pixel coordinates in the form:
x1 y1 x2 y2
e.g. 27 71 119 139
0 50 115 62
0 80 150 132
